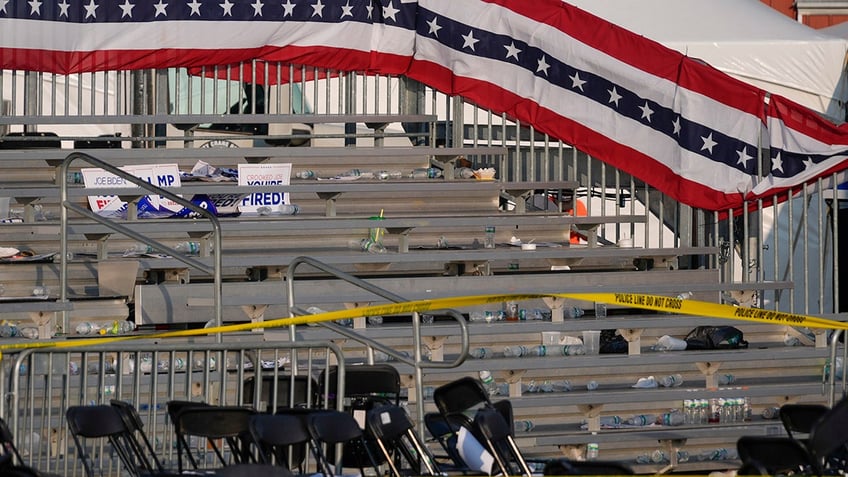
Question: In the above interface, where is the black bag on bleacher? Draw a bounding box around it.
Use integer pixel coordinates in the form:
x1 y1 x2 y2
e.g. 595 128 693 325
684 326 748 350
599 329 628 354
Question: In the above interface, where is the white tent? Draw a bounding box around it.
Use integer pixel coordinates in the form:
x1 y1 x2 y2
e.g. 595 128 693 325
568 0 848 121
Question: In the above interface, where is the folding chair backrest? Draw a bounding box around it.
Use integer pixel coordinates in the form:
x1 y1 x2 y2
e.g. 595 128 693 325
67 404 155 477
169 403 256 472
307 410 380 477
321 364 401 409
472 407 532 477
243 374 319 412
736 435 813 476
780 403 829 440
110 399 166 473
248 412 312 472
808 396 848 473
366 404 442 477
432 377 490 420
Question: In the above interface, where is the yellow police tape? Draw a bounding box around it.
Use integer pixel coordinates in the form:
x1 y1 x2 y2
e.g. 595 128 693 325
1 292 846 352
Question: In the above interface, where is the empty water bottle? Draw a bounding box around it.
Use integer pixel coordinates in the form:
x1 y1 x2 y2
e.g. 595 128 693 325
514 420 535 432
469 347 491 359
547 379 572 392
19 327 38 340
626 414 657 426
278 204 299 215
660 411 684 426
0 322 18 338
717 373 736 385
660 374 683 387
455 167 476 179
174 241 204 255
565 307 585 319
367 315 384 325
75 322 102 335
357 238 387 254
762 406 780 419
560 344 586 356
598 416 622 427
411 167 442 179
503 345 527 357
294 170 315 179
468 311 487 323
340 169 363 178
124 242 153 256
586 380 599 391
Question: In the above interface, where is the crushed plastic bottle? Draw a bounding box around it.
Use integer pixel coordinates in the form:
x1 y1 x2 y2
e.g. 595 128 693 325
367 315 383 325
124 243 153 256
174 241 205 255
717 373 736 385
294 170 315 179
355 238 387 254
19 327 38 340
653 335 688 351
586 380 599 391
75 322 102 335
659 374 684 387
278 204 299 215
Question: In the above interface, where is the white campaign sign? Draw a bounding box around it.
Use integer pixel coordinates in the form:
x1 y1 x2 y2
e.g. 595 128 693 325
237 163 293 215
82 164 181 219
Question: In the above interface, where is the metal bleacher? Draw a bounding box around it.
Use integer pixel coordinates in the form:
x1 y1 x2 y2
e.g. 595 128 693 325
0 70 842 476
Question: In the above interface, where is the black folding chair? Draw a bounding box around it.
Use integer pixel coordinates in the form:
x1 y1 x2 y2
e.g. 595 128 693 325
67 404 170 477
807 396 848 474
780 403 829 445
110 399 169 475
543 457 634 475
307 410 381 477
472 407 532 477
243 374 319 412
432 376 514 436
736 435 813 476
248 412 313 473
319 364 400 469
366 404 443 477
168 402 256 473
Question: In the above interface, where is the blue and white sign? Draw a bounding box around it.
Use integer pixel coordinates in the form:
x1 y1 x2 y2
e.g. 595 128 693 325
82 164 181 219
237 163 293 215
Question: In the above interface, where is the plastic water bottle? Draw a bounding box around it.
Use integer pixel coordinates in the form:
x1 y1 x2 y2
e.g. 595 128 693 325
469 347 491 359
479 370 498 396
762 406 780 419
484 226 496 249
0 322 18 338
18 327 38 339
514 420 535 432
357 238 387 254
294 170 315 179
174 241 203 255
411 167 442 179
455 167 476 179
503 345 527 357
717 373 736 385
124 242 153 256
565 307 585 318
340 169 363 178
660 411 684 426
367 315 383 325
279 204 299 215
598 416 622 427
660 374 683 387
626 414 657 426
75 322 102 335
586 380 599 391
586 443 599 460
548 379 572 392
560 344 586 356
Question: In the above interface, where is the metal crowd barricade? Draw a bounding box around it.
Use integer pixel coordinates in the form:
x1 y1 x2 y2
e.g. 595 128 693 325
2 340 344 476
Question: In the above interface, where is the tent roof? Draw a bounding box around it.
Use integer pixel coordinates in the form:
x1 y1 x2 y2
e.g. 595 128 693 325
567 0 848 119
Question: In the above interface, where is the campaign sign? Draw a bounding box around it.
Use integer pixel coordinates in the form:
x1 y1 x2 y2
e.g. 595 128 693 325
82 164 180 219
237 163 293 215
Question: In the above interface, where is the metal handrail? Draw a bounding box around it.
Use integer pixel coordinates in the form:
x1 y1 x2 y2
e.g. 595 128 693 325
285 255 471 432
826 329 848 406
59 152 224 340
